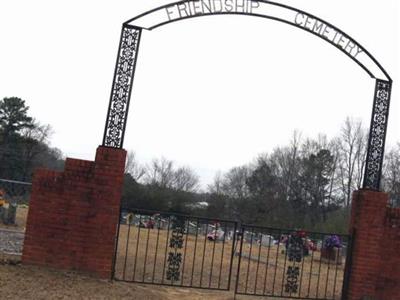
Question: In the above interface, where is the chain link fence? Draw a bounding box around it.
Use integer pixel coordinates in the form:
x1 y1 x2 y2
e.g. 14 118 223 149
0 178 31 227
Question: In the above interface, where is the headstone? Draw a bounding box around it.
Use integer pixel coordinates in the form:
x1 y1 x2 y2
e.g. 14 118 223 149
321 247 343 265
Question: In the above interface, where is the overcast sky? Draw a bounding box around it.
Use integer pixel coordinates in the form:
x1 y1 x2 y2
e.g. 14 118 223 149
0 0 399 187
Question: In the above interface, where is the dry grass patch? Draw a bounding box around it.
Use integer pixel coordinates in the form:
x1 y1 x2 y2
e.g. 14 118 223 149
0 263 235 300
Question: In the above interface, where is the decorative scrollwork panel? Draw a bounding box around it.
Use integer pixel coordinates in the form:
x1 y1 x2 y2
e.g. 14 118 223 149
363 79 392 190
103 25 142 148
285 266 300 293
285 235 304 294
166 217 185 282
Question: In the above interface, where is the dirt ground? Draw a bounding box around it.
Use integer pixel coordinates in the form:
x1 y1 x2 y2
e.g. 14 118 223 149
0 209 257 300
1 259 298 300
1 208 234 299
0 208 343 299
0 261 238 300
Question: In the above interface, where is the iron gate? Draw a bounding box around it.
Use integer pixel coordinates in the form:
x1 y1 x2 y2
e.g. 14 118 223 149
113 208 237 290
113 209 352 299
235 225 352 299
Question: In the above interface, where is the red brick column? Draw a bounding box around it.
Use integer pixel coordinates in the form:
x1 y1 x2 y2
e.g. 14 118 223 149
347 190 388 300
22 146 126 279
377 206 400 300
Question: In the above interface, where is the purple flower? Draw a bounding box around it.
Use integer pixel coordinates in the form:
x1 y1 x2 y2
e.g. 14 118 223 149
324 235 342 249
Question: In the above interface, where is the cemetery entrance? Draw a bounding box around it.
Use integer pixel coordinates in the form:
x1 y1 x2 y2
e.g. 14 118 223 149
102 0 391 299
18 1 396 299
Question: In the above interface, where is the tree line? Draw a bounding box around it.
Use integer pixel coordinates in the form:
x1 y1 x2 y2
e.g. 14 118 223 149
122 119 400 233
1 97 398 233
0 97 64 181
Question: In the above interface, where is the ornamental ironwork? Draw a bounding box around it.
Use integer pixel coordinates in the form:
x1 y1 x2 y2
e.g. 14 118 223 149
285 234 304 293
103 25 141 148
285 266 300 293
166 217 185 282
166 252 183 281
363 79 392 190
287 235 304 263
103 1 393 192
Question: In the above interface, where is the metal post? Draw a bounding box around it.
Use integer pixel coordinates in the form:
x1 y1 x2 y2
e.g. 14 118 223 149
363 79 392 190
341 230 355 300
103 24 142 148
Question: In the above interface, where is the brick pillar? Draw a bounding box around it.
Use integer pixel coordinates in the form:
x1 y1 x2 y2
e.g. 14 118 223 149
376 207 400 300
347 190 389 300
22 146 126 279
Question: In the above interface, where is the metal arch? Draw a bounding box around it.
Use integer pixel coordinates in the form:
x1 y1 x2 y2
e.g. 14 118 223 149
103 1 393 190
124 0 391 82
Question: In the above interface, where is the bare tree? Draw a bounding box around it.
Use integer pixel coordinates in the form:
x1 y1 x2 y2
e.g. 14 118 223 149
208 171 223 194
21 120 52 145
383 143 400 206
221 166 251 199
215 165 252 222
125 151 146 182
270 131 302 202
144 157 175 188
143 157 200 192
335 117 368 207
173 166 200 192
